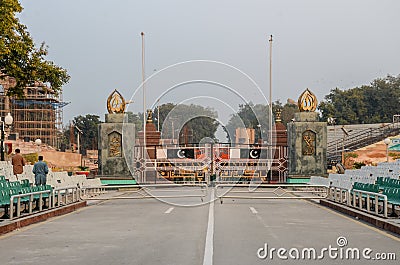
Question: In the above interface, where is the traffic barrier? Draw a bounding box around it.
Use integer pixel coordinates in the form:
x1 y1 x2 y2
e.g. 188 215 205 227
81 183 208 202
215 184 329 204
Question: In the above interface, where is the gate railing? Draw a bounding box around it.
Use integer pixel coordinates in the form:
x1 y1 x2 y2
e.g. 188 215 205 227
215 184 328 204
81 183 208 202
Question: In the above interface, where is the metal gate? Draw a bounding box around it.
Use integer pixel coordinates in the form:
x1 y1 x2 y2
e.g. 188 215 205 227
133 143 287 184
215 183 329 204
81 183 208 202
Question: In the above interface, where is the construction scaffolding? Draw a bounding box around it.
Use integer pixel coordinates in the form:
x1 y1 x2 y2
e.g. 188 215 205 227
0 77 69 148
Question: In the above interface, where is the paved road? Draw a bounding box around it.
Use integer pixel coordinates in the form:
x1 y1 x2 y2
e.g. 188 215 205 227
0 188 399 265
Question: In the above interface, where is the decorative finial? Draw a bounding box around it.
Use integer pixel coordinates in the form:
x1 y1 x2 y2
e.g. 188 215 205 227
298 88 318 112
146 109 153 123
107 89 126 114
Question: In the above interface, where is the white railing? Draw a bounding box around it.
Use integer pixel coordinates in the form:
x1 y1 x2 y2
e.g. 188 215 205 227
215 184 329 204
52 186 81 208
351 189 388 218
81 183 208 202
9 190 53 219
329 186 350 204
8 186 81 220
329 186 388 218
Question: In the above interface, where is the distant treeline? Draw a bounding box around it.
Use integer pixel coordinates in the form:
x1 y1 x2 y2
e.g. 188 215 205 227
65 74 400 148
319 75 400 124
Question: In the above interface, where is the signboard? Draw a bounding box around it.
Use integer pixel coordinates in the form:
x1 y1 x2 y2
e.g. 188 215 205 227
388 138 400 151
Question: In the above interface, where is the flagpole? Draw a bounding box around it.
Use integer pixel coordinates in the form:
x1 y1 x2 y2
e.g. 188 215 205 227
141 32 146 158
269 35 273 181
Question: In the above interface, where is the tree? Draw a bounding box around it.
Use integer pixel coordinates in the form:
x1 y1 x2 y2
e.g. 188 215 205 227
71 114 102 153
280 101 299 125
225 103 269 143
0 0 69 97
225 101 298 143
319 75 400 124
126 111 143 135
154 103 219 143
153 103 175 132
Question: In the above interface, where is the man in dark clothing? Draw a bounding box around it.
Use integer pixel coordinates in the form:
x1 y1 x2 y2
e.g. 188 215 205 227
33 156 49 186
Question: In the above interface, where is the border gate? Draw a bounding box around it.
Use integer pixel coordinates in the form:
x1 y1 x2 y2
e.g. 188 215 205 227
133 143 288 184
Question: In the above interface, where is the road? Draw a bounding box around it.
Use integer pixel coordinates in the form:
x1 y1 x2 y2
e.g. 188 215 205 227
0 187 399 265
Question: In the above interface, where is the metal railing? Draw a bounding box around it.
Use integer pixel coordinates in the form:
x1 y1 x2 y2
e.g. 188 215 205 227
9 190 52 219
81 183 208 202
351 189 388 218
329 186 388 218
215 184 329 204
216 172 263 184
9 186 81 220
52 186 81 208
328 186 349 204
327 122 400 160
80 185 106 197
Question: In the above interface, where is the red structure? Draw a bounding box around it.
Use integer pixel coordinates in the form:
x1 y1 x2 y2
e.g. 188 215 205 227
270 111 288 182
138 111 161 159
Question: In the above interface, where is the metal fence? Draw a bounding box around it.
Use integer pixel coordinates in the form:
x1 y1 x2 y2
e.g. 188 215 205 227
328 186 388 218
215 184 328 204
9 186 81 220
81 183 208 202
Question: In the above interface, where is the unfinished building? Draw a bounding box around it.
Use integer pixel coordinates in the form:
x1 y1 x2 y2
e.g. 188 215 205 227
0 76 68 148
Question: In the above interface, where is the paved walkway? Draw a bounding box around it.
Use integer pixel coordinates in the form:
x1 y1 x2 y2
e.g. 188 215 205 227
0 188 399 265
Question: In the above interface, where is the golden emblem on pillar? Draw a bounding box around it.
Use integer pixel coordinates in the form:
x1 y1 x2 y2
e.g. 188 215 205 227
109 131 122 157
298 88 317 112
146 109 153 123
275 109 282 122
302 130 316 155
107 89 126 114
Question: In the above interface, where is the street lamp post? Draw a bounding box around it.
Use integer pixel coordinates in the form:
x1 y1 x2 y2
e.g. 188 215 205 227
75 125 83 154
1 113 13 161
384 138 391 162
327 117 337 160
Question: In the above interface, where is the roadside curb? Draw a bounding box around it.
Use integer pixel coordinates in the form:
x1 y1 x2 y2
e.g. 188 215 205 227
320 199 400 236
0 201 87 236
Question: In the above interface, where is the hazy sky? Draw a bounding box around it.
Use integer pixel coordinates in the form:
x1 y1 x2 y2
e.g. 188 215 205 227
18 0 400 125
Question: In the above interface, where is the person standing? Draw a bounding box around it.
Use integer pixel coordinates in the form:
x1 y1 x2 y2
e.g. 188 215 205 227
33 156 49 186
11 149 25 180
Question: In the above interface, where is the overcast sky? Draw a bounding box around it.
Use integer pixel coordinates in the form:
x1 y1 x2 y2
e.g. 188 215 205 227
18 0 400 125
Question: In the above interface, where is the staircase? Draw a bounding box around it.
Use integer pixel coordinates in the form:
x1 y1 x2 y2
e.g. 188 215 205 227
327 122 400 161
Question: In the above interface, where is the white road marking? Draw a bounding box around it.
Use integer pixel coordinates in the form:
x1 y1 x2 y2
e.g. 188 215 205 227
203 189 215 265
249 207 258 214
249 206 279 239
164 207 174 214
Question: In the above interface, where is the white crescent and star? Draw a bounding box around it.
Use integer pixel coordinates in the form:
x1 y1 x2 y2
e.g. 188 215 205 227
249 149 259 159
177 149 185 158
